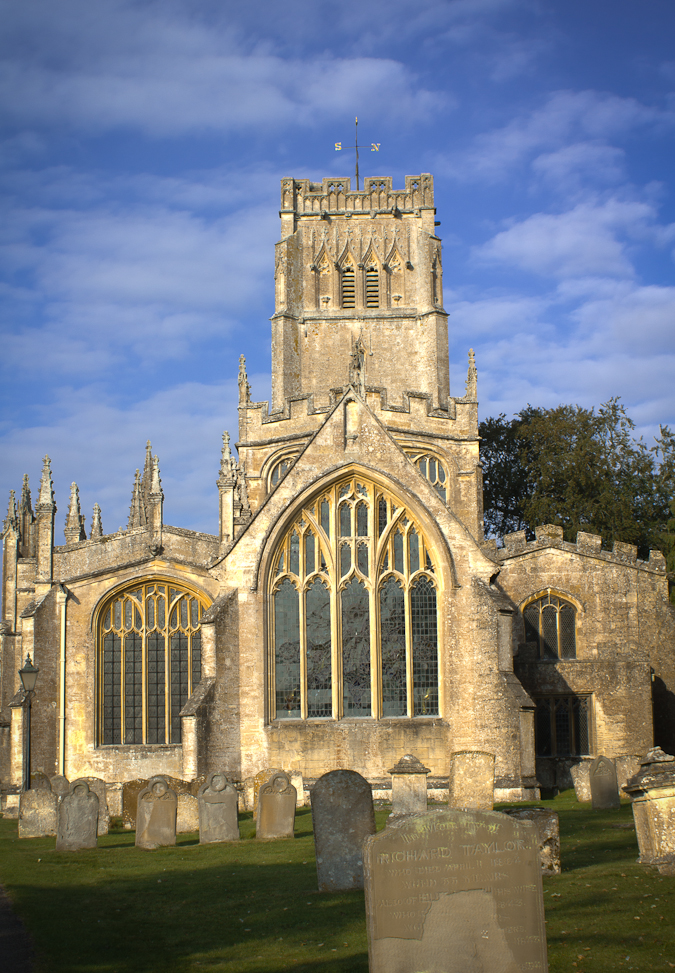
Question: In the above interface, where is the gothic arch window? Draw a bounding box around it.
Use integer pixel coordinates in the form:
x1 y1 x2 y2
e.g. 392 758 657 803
405 451 447 502
98 580 209 746
267 451 301 493
270 475 439 721
523 592 577 659
534 696 590 756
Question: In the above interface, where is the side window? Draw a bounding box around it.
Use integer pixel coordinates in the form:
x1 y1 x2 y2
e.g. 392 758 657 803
523 593 576 659
534 696 590 756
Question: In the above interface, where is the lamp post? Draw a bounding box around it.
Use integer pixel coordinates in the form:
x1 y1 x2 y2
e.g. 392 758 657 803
18 654 39 792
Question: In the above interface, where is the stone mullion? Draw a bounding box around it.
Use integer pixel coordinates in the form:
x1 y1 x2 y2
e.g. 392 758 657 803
404 530 414 717
299 527 308 720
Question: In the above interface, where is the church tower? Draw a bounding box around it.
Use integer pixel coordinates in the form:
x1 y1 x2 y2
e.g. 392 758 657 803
271 174 448 413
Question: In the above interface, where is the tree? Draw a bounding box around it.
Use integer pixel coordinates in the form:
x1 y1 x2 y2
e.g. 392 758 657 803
480 399 675 563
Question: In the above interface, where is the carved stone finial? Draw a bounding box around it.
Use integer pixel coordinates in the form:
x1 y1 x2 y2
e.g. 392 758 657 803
218 431 237 488
149 456 163 499
37 455 55 509
128 469 145 529
64 482 86 545
238 355 251 406
90 503 103 538
465 348 477 400
20 474 32 511
4 489 18 533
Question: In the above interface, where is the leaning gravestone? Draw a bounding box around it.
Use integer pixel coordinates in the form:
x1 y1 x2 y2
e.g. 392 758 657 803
136 776 178 850
56 779 99 851
503 808 561 876
590 755 620 810
364 809 548 973
256 771 296 840
570 761 591 803
199 773 239 843
18 786 58 838
81 777 109 835
50 775 70 801
311 770 376 891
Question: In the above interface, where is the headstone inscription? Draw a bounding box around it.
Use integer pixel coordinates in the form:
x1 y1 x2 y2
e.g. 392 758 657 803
135 776 178 850
18 786 58 838
364 809 548 973
311 770 376 891
56 779 99 851
388 754 430 816
590 756 620 810
81 777 109 835
198 773 239 843
256 771 296 840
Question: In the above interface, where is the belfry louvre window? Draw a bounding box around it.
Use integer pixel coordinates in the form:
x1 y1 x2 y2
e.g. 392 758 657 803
365 266 379 308
271 476 439 721
534 696 590 757
99 581 209 746
341 268 355 308
523 593 576 659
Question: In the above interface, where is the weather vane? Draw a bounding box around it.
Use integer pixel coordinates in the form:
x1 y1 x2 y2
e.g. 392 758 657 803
335 117 380 191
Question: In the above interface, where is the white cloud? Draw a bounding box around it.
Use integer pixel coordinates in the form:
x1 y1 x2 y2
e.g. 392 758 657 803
531 142 626 192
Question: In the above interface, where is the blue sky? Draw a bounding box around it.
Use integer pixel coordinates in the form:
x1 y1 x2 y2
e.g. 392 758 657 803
1 0 674 539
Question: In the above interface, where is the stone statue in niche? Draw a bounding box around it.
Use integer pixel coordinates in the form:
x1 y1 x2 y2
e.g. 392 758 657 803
135 776 177 850
349 335 367 398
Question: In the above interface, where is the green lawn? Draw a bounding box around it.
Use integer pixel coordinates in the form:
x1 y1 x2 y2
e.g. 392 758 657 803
0 791 673 972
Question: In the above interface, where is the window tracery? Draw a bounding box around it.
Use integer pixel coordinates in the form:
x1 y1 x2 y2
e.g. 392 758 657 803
405 451 448 502
271 476 439 720
523 593 577 659
98 580 209 746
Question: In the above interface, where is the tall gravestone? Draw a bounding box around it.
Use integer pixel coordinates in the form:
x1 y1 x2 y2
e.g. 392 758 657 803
81 777 110 835
199 773 239 843
590 756 620 810
311 770 376 891
56 780 99 851
256 771 296 840
136 776 178 850
364 809 548 973
570 761 591 802
18 785 58 838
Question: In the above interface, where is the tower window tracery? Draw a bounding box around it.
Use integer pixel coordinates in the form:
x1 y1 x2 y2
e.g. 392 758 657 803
270 476 439 721
98 580 209 746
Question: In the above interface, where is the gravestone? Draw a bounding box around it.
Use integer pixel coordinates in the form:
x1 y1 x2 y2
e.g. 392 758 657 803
615 755 642 795
364 809 548 973
18 787 58 838
311 770 376 891
570 761 591 802
199 772 239 843
503 808 561 875
50 775 70 801
123 778 149 828
135 776 178 850
624 747 675 870
388 754 430 817
56 779 99 851
448 751 495 810
590 756 620 810
177 793 200 833
256 771 296 840
81 777 109 835
30 771 51 790
106 782 123 818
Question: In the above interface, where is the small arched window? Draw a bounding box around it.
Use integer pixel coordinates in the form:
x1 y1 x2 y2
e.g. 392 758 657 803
523 593 576 659
365 266 379 308
98 580 210 746
341 268 355 308
268 453 300 492
405 452 447 502
270 476 439 721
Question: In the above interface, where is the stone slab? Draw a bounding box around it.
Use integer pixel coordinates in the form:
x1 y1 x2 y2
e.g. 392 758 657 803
389 755 430 817
177 793 200 833
448 751 495 810
590 756 620 810
625 747 675 865
570 761 592 802
503 808 561 875
256 771 296 840
106 782 123 818
311 769 376 891
135 776 177 850
81 778 109 835
18 789 58 838
56 780 99 851
199 773 239 843
364 809 548 973
49 775 70 801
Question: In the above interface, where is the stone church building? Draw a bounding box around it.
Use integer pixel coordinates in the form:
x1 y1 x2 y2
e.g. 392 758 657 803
2 173 674 803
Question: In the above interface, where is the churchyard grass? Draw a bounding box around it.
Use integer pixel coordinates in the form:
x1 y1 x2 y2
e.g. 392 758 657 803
0 791 674 972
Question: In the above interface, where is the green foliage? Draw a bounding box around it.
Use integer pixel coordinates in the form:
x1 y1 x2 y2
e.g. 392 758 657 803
480 399 675 563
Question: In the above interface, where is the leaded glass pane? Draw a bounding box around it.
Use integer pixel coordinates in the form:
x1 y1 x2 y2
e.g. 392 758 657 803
554 698 571 755
394 531 404 573
340 504 351 537
575 698 590 754
535 699 552 756
357 502 368 536
357 543 369 577
290 532 300 575
409 529 420 574
305 533 315 575
418 458 427 477
170 633 189 743
124 633 143 744
411 578 438 715
134 606 142 629
114 600 122 628
191 634 202 691
429 458 437 481
321 499 330 536
191 599 199 627
380 578 406 716
378 498 387 536
103 633 121 744
524 603 539 644
542 605 557 657
146 598 155 629
180 598 188 628
274 580 300 719
341 543 351 577
306 580 332 718
276 552 284 575
341 579 371 716
157 595 165 628
125 599 132 630
146 632 165 744
559 604 576 658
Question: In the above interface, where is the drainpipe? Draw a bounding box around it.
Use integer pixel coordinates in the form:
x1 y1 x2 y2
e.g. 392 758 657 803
56 584 68 776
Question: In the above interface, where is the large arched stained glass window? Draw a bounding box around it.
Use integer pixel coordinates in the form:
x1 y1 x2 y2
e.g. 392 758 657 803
271 476 439 720
98 580 209 746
